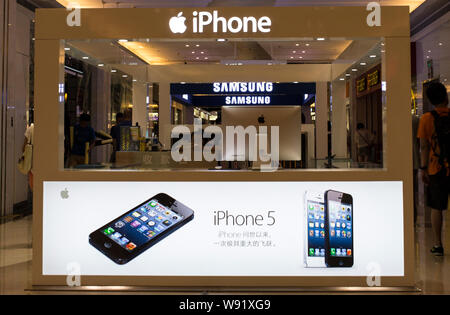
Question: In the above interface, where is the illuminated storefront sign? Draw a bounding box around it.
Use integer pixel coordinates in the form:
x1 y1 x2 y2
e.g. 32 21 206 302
169 11 272 34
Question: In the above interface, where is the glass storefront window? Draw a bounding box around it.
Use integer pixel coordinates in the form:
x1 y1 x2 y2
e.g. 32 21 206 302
62 38 385 171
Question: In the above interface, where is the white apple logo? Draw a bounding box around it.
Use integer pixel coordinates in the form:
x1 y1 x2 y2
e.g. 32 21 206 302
169 12 187 34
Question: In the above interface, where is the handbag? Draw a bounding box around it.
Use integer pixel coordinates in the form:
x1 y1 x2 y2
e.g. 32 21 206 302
18 142 33 175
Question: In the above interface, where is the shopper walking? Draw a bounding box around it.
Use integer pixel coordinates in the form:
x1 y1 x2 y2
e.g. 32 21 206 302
417 82 449 256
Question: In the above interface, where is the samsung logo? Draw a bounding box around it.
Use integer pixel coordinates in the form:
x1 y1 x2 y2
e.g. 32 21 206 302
225 96 271 105
213 82 273 93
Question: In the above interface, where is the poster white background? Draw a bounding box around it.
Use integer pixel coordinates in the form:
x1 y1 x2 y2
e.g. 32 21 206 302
43 181 404 276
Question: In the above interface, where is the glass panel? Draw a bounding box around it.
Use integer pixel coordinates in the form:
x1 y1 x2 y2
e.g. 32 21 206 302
61 37 384 171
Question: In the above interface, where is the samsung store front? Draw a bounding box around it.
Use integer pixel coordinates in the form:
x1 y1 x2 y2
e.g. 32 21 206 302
33 6 414 291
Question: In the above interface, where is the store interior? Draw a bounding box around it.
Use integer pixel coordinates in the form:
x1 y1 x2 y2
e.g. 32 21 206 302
61 37 385 170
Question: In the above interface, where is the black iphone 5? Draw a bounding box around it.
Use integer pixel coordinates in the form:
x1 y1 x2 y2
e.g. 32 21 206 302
89 193 194 265
324 190 354 267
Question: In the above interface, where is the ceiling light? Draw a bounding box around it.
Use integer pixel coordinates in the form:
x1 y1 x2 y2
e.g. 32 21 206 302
428 50 431 53
352 68 358 72
305 43 310 46
290 56 294 59
118 39 128 42
185 44 190 47
438 42 443 46
293 81 299 83
293 50 296 53
340 78 345 81
196 57 199 60
216 38 226 42
192 51 195 54
370 55 377 58
295 43 300 46
302 50 306 53
98 63 104 67
196 44 200 47
267 62 273 65
82 56 89 60
122 75 128 78
180 82 186 84
299 56 303 59
132 79 137 82
64 47 70 51
360 62 367 66
346 73 350 76
316 38 325 41
204 57 208 60
201 51 204 54
381 43 385 46
111 69 117 73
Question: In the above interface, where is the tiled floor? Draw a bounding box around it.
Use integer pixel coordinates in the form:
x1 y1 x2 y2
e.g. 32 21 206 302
0 207 448 294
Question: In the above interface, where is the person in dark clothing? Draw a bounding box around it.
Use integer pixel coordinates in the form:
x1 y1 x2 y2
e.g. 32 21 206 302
69 113 96 167
417 82 449 256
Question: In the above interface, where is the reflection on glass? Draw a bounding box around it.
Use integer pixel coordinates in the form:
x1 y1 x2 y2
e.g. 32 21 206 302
62 38 384 171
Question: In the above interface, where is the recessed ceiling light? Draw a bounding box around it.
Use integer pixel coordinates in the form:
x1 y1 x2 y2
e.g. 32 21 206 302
192 51 195 54
293 50 296 53
299 56 303 59
111 69 117 73
426 56 430 59
98 64 104 67
381 43 385 46
305 43 310 46
82 56 89 59
132 79 137 82
290 56 294 59
352 68 358 72
293 81 299 83
302 50 306 53
196 57 199 60
196 44 200 47
345 73 350 76
267 62 273 65
316 38 325 41
118 39 128 42
185 44 190 47
180 82 186 84
64 47 70 51
122 75 128 78
295 43 300 46
360 62 367 66
340 78 345 81
201 51 204 54
204 57 208 60
216 38 226 42
438 42 443 46
370 55 377 58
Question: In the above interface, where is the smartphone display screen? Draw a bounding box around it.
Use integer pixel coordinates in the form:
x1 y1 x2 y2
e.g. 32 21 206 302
307 200 325 257
102 199 183 252
327 200 353 258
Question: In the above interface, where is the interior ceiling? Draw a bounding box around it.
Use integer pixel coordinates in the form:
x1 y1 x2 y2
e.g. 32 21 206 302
55 0 426 12
67 38 355 66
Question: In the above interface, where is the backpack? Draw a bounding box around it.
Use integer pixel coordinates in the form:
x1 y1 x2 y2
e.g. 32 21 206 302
430 110 450 168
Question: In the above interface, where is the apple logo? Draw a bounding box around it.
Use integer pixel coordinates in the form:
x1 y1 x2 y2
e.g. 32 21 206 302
60 188 69 199
169 12 187 34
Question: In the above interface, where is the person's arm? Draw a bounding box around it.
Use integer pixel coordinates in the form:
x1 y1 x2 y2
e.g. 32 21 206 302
419 136 430 184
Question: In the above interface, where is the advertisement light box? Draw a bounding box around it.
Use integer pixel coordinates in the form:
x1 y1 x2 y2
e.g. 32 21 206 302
43 181 404 277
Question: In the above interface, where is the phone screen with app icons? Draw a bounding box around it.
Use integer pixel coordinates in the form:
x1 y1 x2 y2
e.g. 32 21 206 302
102 200 183 252
328 201 353 258
307 200 325 257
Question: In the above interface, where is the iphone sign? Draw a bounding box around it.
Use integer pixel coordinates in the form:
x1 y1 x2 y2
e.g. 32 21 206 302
169 11 272 34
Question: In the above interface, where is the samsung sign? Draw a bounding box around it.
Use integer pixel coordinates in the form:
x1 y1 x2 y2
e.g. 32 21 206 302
169 11 271 34
214 82 273 105
213 82 273 93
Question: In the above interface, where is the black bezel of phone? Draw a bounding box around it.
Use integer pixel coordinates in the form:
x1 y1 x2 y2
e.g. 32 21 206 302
89 193 194 265
324 190 354 268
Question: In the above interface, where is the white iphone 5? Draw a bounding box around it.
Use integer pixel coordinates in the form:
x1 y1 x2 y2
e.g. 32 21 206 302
304 191 326 268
